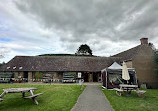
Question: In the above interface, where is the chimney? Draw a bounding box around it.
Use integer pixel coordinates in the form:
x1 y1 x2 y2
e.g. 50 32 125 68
140 38 148 45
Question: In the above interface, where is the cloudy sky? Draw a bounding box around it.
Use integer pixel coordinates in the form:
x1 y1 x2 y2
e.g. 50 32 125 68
0 0 158 63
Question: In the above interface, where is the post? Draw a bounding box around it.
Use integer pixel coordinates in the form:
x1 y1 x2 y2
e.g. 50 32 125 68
106 70 108 89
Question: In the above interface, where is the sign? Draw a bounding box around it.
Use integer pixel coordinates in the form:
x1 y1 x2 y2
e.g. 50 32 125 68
78 72 82 78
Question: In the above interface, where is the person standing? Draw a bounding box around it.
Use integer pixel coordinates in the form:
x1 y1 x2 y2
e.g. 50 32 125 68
79 78 84 90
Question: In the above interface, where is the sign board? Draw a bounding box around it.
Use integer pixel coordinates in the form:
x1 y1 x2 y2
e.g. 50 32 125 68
78 72 82 78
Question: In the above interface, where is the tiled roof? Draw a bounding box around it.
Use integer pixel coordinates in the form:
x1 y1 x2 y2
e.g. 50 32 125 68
111 45 142 61
0 56 121 72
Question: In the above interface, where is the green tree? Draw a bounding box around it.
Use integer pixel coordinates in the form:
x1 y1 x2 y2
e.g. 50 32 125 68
0 62 5 67
76 44 93 56
151 43 158 75
0 54 5 67
149 42 156 51
154 52 158 75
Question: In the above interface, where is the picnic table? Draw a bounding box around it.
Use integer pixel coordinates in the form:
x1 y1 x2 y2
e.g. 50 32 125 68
0 87 43 105
114 84 146 97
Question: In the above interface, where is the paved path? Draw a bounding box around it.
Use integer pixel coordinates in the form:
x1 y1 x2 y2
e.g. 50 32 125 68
71 85 114 111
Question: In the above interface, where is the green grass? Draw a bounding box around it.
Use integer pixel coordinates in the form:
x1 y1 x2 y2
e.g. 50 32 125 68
0 84 85 111
102 88 158 111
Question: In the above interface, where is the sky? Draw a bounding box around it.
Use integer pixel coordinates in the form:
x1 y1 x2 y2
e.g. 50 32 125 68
0 0 158 63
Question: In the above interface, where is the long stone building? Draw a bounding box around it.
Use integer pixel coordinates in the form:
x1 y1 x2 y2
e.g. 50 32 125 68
0 38 158 88
0 56 120 83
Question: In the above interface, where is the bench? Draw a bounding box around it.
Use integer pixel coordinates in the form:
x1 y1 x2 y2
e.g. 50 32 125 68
24 93 43 99
136 90 146 97
0 98 3 102
122 88 134 90
113 88 124 96
24 93 43 105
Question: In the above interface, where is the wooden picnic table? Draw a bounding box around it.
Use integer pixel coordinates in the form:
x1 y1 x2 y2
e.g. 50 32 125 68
0 87 43 105
120 84 138 92
114 84 146 97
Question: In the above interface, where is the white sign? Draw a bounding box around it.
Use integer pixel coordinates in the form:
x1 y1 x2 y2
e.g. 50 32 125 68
78 72 82 78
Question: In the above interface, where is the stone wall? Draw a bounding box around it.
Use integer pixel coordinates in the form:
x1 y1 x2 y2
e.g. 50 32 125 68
28 72 33 82
14 72 18 78
19 72 24 78
125 61 133 68
132 44 158 88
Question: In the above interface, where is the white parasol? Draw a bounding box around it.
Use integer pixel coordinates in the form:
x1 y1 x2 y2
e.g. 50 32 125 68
122 61 130 83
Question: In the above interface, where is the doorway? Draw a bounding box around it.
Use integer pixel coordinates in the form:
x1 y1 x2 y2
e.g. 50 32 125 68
83 72 99 82
84 73 89 82
24 71 28 78
23 71 28 82
93 73 98 82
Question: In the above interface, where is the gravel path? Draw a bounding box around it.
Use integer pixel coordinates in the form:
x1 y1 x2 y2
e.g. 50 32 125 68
71 85 114 111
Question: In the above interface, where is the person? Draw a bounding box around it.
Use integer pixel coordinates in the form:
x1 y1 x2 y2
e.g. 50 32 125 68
79 78 84 90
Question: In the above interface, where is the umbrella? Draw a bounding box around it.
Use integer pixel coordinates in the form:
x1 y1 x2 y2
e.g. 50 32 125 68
122 61 130 83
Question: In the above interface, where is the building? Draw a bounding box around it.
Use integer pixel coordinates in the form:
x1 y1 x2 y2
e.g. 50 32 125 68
0 56 120 83
112 38 158 88
0 38 158 88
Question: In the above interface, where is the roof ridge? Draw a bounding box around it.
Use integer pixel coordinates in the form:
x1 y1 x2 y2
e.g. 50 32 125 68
111 45 142 61
112 45 140 56
14 55 112 59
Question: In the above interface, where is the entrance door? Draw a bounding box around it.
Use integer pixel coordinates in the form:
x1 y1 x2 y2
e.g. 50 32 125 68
88 73 93 82
83 72 93 82
23 72 28 82
24 72 28 78
84 73 89 82
83 72 99 82
93 73 98 82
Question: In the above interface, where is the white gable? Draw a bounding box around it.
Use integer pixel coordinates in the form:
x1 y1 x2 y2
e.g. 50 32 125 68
108 62 122 70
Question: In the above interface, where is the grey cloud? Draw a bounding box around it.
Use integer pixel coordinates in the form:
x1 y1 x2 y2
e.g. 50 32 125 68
14 0 158 53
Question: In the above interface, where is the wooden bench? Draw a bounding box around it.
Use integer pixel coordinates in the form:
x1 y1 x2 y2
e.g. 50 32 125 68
24 93 43 99
136 90 146 97
0 98 3 102
122 88 134 90
24 93 43 105
114 88 124 96
0 87 43 105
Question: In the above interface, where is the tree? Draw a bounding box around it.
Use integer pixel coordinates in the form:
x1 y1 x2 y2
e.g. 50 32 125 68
76 44 93 56
0 54 5 67
150 43 158 75
154 52 158 75
149 42 156 51
0 62 5 67
0 49 6 67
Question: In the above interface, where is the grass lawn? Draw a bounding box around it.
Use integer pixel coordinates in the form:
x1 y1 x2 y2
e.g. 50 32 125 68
102 88 158 111
0 84 85 111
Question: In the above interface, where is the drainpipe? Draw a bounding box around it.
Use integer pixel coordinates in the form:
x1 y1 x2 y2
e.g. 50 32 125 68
134 69 138 85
